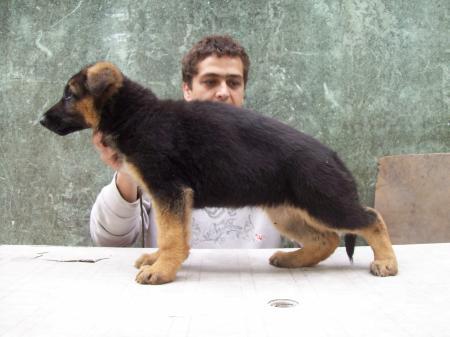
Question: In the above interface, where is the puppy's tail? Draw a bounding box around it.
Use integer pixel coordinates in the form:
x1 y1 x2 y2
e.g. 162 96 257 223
344 234 357 262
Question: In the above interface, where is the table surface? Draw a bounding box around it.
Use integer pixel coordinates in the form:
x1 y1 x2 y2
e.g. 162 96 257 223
1 244 449 337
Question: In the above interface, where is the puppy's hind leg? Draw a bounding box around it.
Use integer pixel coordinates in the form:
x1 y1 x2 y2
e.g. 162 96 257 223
353 207 398 276
265 206 340 268
135 188 193 285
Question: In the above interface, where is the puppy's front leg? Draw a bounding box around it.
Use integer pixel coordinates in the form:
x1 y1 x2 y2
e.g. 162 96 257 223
135 188 193 285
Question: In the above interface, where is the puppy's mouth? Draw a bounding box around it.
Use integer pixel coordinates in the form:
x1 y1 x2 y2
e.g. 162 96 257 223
40 116 85 136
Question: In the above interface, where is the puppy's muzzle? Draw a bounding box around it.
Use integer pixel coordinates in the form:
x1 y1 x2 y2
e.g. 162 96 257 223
40 105 88 136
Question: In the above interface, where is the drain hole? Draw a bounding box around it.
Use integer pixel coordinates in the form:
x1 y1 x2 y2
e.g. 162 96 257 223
268 299 299 308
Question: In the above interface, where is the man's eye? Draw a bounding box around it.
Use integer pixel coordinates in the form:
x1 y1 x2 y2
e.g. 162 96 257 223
202 80 216 86
228 81 241 88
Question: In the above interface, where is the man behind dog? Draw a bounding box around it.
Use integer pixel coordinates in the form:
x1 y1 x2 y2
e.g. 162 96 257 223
90 35 282 248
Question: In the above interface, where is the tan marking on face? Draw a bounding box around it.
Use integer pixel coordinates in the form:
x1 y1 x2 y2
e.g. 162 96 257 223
75 97 98 128
68 80 81 97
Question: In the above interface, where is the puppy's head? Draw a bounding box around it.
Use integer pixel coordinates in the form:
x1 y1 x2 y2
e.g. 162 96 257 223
40 61 123 135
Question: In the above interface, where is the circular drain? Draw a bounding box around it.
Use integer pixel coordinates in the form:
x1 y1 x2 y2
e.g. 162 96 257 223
268 299 299 308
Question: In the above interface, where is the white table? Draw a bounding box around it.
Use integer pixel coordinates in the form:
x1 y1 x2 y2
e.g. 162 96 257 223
0 244 449 337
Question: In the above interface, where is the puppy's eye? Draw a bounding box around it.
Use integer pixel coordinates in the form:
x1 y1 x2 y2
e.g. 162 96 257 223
64 92 74 101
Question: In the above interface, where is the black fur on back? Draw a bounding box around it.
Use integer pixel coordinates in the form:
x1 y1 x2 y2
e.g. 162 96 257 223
98 77 372 230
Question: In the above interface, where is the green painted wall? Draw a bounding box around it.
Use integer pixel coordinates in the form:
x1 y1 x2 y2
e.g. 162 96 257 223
1 1 449 245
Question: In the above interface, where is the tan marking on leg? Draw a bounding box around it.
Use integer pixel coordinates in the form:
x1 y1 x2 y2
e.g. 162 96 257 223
124 162 162 268
264 205 340 268
135 189 193 285
352 207 398 276
134 251 160 268
124 162 193 284
265 204 398 276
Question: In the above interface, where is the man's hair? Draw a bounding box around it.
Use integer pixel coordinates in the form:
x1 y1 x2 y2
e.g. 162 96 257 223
181 35 250 87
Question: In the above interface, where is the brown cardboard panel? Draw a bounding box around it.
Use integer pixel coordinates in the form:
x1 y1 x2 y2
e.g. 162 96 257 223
374 153 450 244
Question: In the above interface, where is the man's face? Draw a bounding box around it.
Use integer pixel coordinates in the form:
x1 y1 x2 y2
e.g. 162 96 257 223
183 55 245 107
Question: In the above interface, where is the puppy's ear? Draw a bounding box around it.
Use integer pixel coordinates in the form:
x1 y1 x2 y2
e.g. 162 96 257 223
86 62 123 98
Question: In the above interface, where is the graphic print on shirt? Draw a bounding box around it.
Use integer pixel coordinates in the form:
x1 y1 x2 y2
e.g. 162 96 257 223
191 209 255 246
203 207 227 219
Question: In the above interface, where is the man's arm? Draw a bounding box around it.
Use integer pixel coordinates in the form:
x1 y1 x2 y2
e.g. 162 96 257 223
90 173 150 246
92 132 139 202
90 132 149 246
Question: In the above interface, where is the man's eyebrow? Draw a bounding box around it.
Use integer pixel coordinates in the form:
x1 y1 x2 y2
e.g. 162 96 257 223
199 73 219 78
200 73 243 79
226 74 243 79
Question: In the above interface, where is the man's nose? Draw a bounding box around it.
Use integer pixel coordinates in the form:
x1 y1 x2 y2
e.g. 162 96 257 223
215 81 230 101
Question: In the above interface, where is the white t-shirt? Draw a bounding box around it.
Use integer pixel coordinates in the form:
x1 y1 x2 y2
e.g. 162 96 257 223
90 174 282 248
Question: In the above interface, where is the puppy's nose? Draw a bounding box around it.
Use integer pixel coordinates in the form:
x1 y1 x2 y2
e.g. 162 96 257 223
40 116 49 127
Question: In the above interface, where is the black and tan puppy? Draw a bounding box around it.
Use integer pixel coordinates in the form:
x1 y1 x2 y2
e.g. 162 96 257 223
40 61 398 284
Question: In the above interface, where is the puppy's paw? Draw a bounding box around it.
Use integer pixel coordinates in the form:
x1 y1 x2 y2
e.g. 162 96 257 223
269 250 320 268
134 252 159 269
135 265 176 285
269 251 305 268
370 258 398 277
269 251 290 268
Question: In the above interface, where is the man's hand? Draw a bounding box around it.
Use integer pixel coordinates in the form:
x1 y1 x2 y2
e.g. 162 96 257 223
93 131 139 202
92 131 123 171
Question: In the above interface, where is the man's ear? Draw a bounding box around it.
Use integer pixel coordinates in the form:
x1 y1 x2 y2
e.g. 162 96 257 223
86 62 123 97
182 82 193 101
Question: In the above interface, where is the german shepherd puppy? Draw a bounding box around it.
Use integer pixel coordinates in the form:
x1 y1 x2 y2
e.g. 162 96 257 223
40 62 398 284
